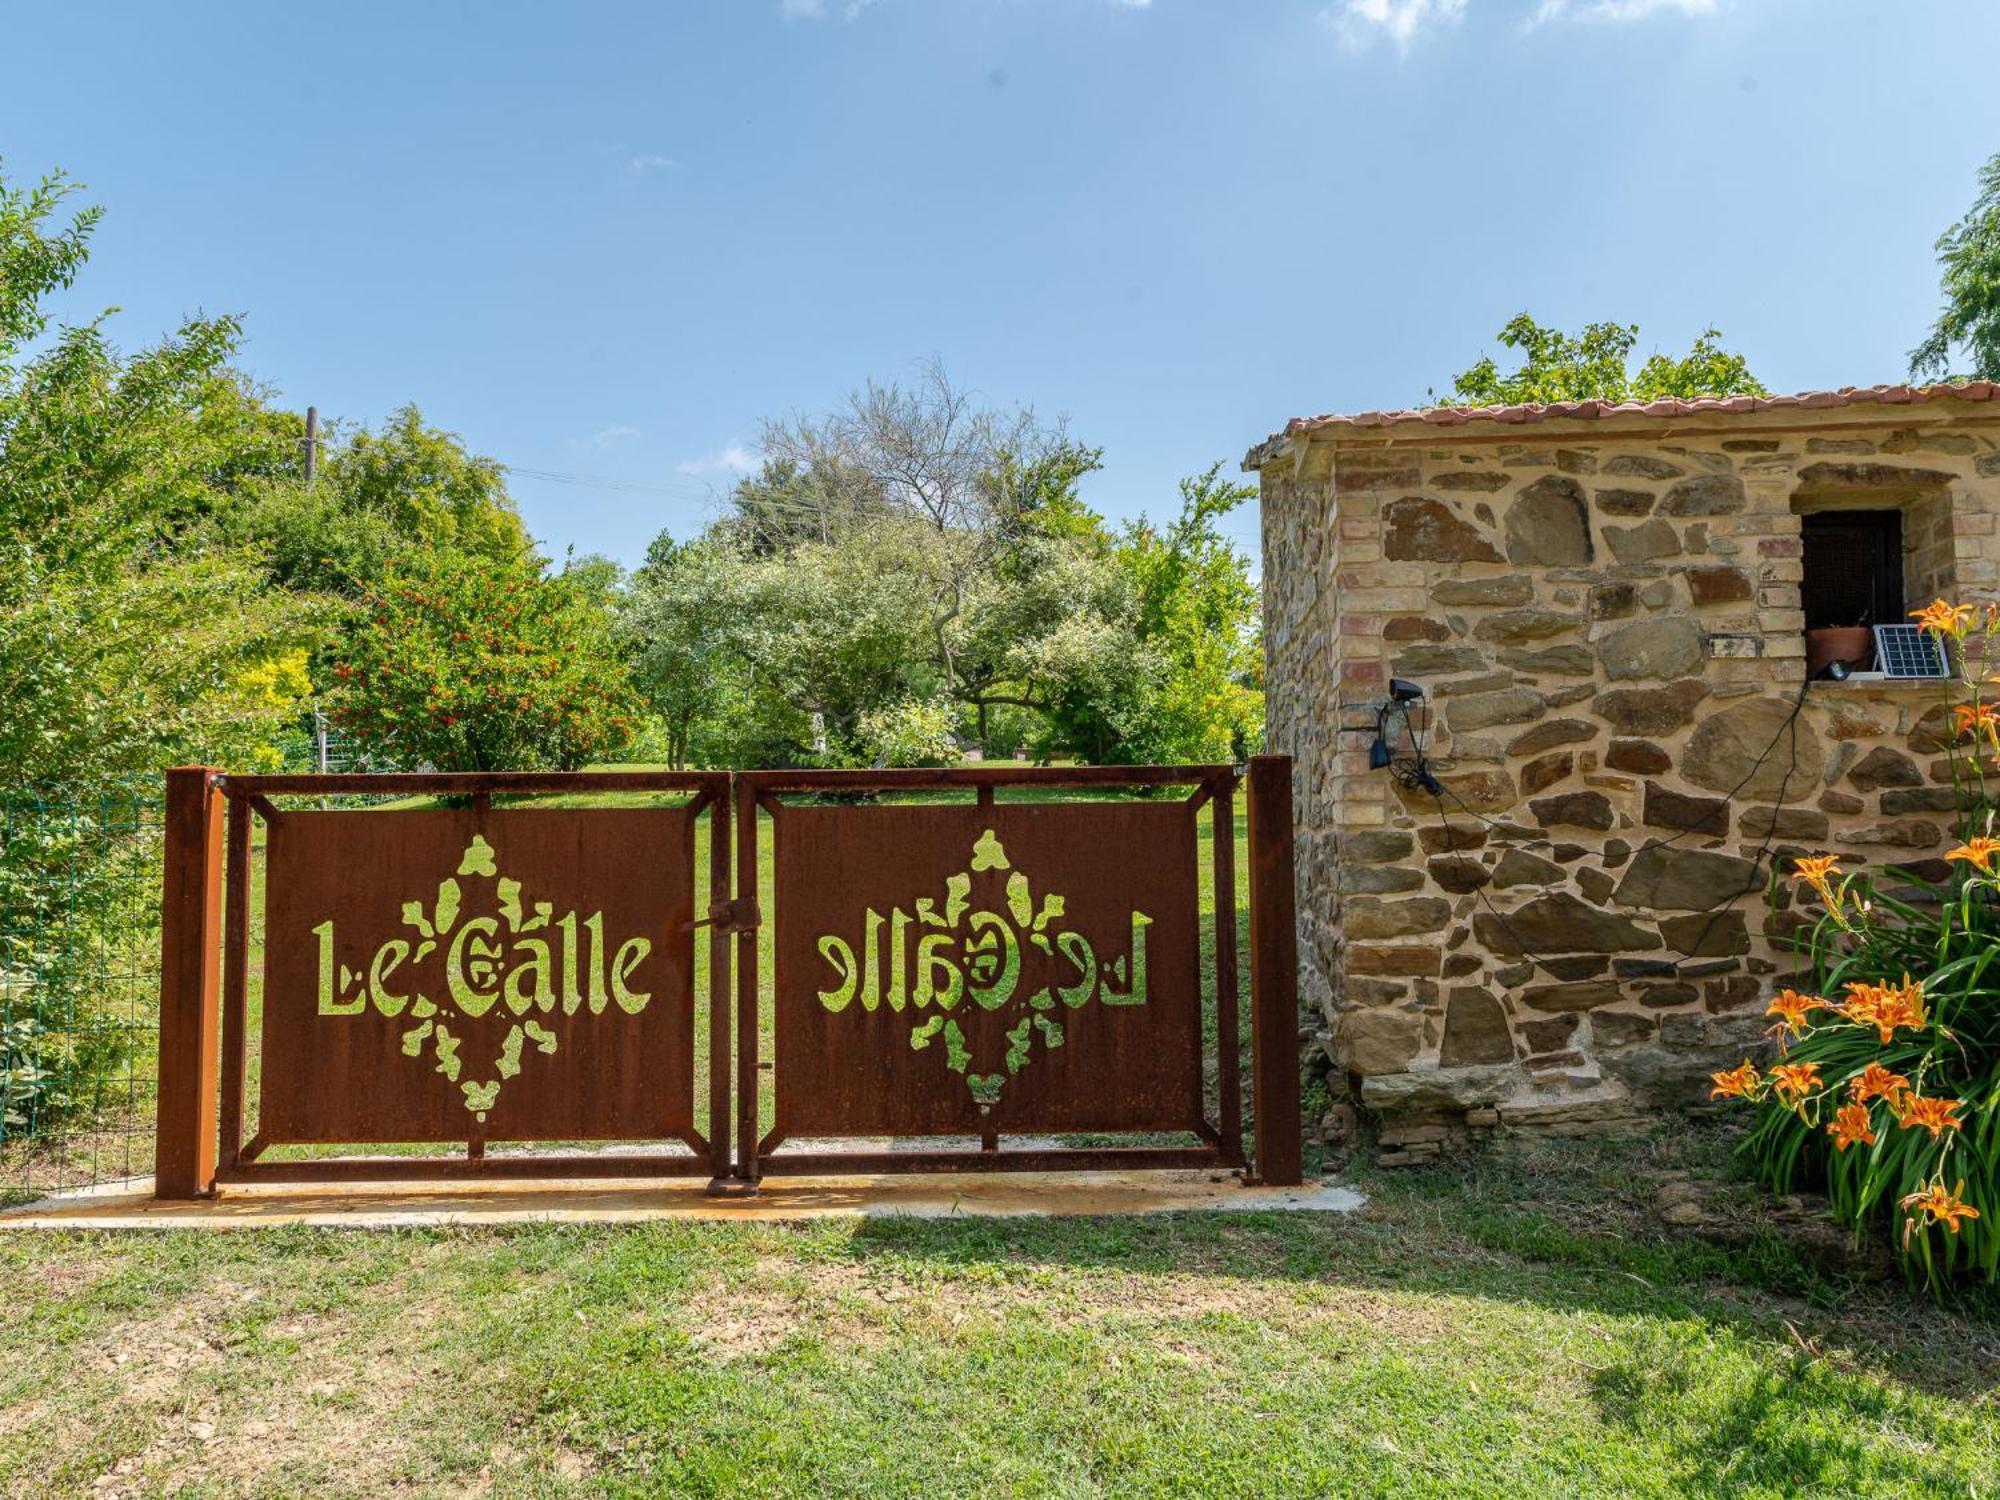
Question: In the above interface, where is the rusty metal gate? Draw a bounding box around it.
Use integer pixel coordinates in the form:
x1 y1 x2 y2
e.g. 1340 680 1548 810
153 759 1299 1199
155 769 731 1195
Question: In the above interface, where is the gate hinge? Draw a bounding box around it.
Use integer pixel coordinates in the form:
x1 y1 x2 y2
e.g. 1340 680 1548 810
688 897 762 934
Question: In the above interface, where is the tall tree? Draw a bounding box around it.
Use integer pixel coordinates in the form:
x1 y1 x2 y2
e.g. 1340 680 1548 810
327 404 527 561
620 536 755 770
223 403 529 596
0 167 319 791
1117 465 1264 763
1911 150 2000 383
620 363 1266 770
752 358 1112 748
1444 314 1766 406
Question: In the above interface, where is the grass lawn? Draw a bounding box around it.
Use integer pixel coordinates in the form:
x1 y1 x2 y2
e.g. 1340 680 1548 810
4 1122 1998 1497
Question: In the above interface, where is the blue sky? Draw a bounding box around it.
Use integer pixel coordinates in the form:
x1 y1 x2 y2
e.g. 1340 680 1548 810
3 0 1993 566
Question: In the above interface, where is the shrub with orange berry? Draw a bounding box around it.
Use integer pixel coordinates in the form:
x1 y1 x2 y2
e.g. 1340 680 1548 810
329 546 638 772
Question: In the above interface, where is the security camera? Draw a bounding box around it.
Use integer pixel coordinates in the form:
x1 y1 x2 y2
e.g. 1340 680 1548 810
1388 678 1426 704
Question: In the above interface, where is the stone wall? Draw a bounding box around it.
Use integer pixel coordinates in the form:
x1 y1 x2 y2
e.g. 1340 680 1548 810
1254 403 2000 1156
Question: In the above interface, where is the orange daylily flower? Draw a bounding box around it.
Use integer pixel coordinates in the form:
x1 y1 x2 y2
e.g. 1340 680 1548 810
1913 599 1977 637
1898 1095 1966 1140
1767 1061 1822 1106
1891 979 1926 1031
1709 1060 1762 1102
1789 854 1843 905
1765 989 1826 1037
1847 1061 1911 1106
1827 1102 1877 1152
1901 1181 1982 1234
1945 835 2000 872
1838 975 1929 1044
1953 704 2000 753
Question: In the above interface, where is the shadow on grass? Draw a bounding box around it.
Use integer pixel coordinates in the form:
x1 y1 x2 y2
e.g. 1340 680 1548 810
785 1173 1998 1491
1583 1354 1928 1494
814 1119 2000 1415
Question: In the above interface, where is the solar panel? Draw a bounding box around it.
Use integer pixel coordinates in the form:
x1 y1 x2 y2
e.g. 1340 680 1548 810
1872 623 1950 680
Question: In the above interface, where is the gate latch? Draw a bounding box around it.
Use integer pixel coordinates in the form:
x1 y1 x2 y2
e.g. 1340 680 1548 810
687 897 762 934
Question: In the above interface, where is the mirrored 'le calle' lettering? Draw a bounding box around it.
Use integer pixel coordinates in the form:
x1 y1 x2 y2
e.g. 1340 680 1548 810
812 828 1150 1112
311 835 653 1121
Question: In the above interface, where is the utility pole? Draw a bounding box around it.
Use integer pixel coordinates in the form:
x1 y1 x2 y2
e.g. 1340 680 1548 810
302 405 320 485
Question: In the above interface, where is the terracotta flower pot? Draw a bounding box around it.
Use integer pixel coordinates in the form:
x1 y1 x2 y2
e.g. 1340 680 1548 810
1805 626 1874 676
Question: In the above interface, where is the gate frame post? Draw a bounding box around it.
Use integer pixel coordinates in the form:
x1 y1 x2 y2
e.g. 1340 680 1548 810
156 766 225 1199
1246 754 1303 1186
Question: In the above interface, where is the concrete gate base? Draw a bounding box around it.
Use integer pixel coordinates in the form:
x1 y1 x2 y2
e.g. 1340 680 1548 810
2 1167 1364 1230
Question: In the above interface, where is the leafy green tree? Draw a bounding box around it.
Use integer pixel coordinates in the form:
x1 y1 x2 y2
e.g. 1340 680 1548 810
0 165 323 1137
945 438 1107 750
224 404 530 597
726 535 937 762
328 405 527 561
618 365 1266 771
1444 314 1766 406
623 522 945 769
620 536 757 769
0 167 320 792
331 546 637 771
1911 150 2000 382
755 361 1091 734
1116 465 1264 762
1016 467 1263 766
723 456 892 555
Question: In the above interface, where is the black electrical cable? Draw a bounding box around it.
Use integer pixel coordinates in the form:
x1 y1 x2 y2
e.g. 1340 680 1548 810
1429 782 1557 971
1406 666 1815 977
1420 669 1814 867
1667 668 1815 965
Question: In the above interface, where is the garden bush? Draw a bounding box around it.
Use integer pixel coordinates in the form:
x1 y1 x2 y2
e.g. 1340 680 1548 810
331 547 638 772
857 697 963 768
1719 599 2000 1288
0 789 159 1145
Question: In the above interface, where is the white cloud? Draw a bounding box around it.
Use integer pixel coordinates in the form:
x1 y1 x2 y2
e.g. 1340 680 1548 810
586 425 641 451
1330 0 1721 49
1324 0 1468 52
627 153 680 175
1529 0 1717 23
677 444 758 477
780 0 877 19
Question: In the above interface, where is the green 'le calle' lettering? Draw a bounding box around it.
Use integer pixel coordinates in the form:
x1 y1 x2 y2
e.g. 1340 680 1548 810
810 828 1154 1115
315 920 363 1015
306 834 655 1123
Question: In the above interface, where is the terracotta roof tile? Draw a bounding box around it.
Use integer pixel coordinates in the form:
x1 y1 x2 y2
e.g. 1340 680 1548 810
1248 382 2000 465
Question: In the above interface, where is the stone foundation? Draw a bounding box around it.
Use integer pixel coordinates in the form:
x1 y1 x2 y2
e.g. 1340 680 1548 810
1251 395 2000 1136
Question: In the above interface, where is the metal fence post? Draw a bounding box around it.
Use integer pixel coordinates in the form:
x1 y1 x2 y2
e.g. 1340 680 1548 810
1247 754 1303 1186
155 766 224 1198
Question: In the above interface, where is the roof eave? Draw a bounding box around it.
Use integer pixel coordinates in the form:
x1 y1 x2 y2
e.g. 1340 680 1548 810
1241 381 2000 470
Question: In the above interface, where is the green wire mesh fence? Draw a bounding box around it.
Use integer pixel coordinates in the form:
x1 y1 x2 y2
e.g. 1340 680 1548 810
0 784 164 1203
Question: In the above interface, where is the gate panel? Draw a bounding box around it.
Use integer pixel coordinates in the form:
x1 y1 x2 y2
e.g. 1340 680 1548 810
772 802 1203 1139
260 807 695 1145
152 760 1298 1199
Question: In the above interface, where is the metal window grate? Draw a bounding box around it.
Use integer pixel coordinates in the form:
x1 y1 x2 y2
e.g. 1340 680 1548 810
1801 509 1903 631
1872 624 1949 679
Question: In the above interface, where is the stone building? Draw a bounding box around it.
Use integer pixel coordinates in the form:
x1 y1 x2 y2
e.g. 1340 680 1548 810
1246 382 2000 1156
